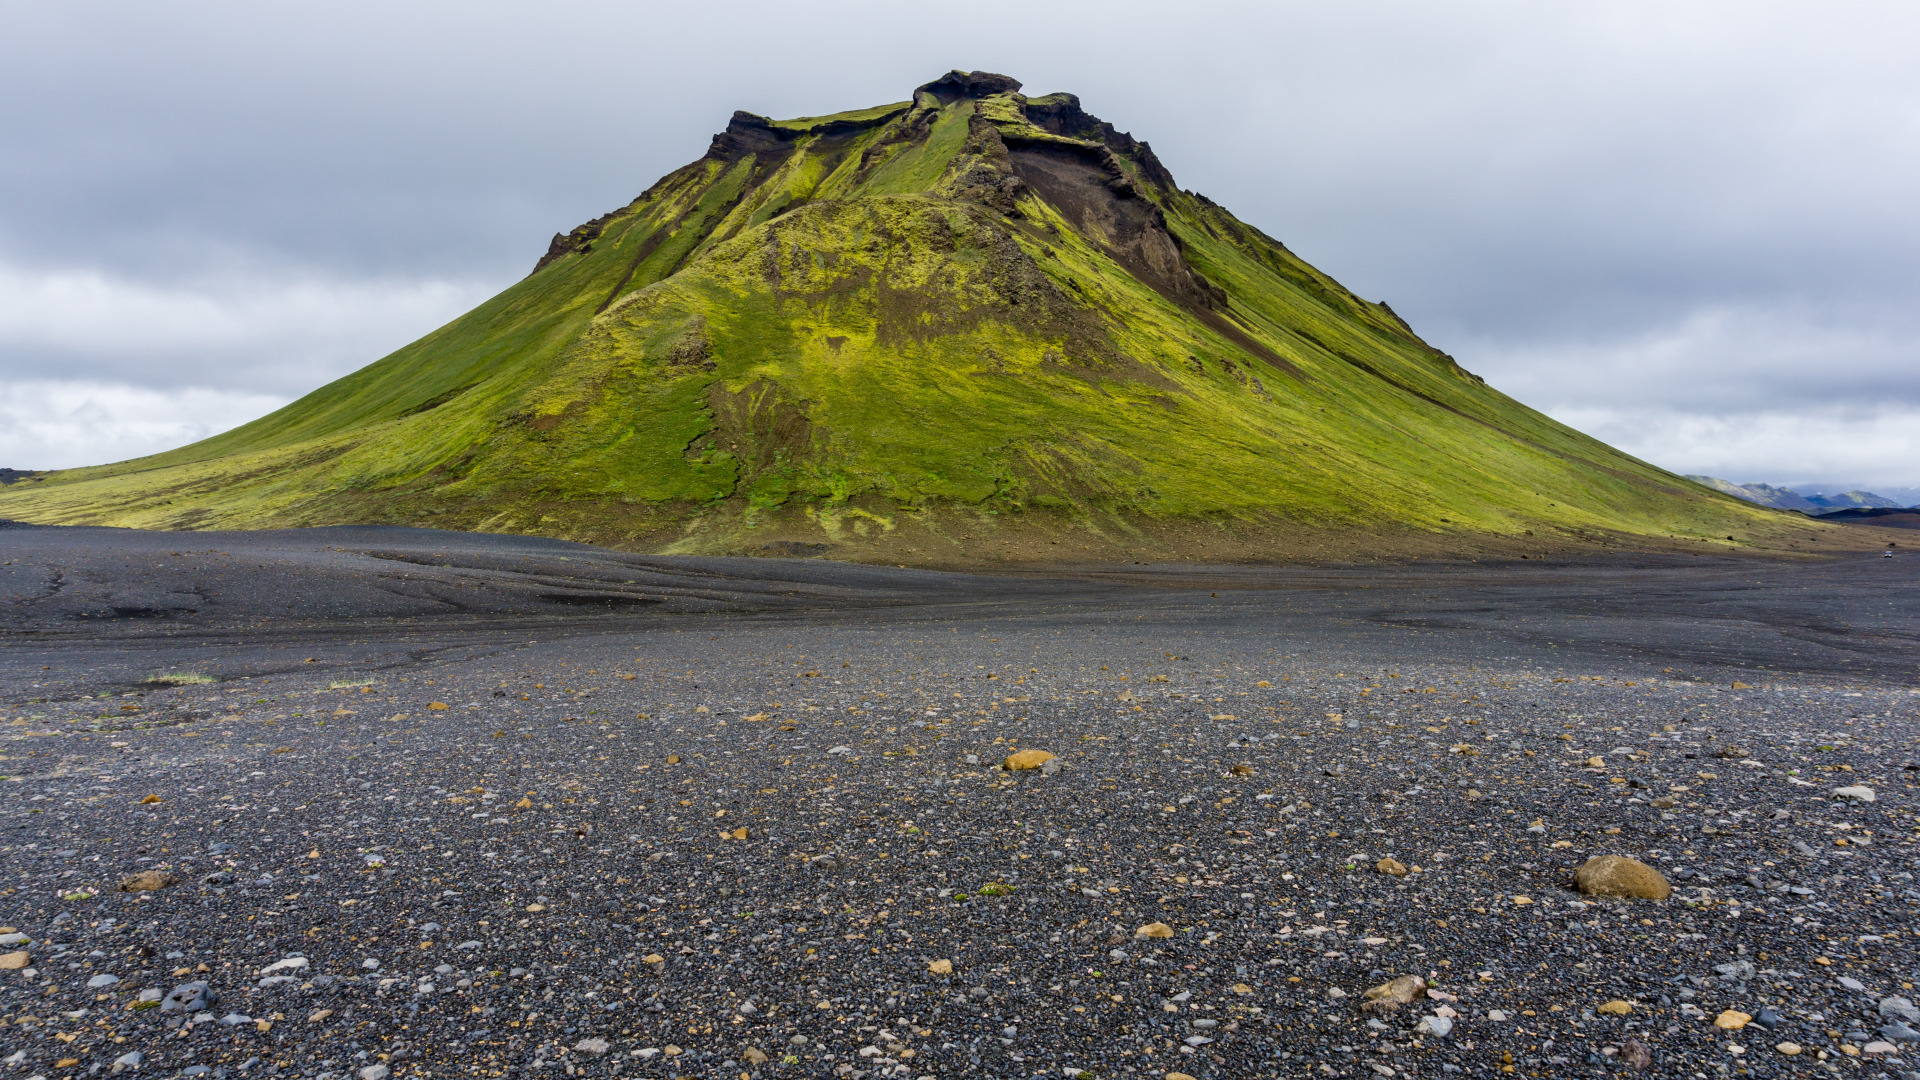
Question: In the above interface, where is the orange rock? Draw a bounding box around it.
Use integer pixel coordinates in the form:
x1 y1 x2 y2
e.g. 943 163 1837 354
1004 749 1056 770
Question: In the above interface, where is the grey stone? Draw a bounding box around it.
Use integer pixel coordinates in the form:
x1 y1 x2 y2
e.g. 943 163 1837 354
358 1066 390 1080
160 982 215 1013
1838 977 1867 992
1416 1015 1454 1038
1882 997 1920 1024
218 1013 252 1026
1880 1022 1920 1043
87 973 121 988
111 1051 143 1071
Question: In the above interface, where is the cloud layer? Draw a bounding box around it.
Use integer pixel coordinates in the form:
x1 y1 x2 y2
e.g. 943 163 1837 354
1 1 1914 487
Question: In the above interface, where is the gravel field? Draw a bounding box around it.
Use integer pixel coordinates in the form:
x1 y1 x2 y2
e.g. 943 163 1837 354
1 525 1917 1080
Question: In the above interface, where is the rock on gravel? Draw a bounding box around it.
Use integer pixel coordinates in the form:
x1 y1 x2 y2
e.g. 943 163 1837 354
1362 975 1428 1011
116 870 179 892
1415 1014 1453 1038
1574 854 1671 900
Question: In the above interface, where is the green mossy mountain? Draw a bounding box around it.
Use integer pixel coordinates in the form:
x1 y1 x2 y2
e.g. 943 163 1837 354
0 71 1815 563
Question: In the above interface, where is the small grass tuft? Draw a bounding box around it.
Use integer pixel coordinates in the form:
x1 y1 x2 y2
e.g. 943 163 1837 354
147 673 215 686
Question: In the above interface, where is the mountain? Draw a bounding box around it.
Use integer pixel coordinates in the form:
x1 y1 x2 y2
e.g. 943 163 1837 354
0 71 1818 563
1691 476 1914 515
1685 476 1821 511
1800 490 1905 512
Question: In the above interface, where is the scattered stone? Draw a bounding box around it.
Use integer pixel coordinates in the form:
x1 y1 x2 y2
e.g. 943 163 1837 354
258 956 309 975
218 1013 253 1026
0 951 31 970
1597 999 1632 1016
1135 922 1174 940
1375 858 1408 877
1881 1021 1920 1043
806 854 840 872
1775 1042 1802 1055
1837 976 1866 992
111 1051 143 1072
117 870 179 892
1863 1041 1898 1055
1574 855 1671 900
87 973 121 988
743 1048 768 1065
572 1038 609 1056
1166 1073 1197 1080
1005 749 1056 770
927 959 953 975
1415 1015 1453 1038
1362 975 1427 1012
161 982 215 1013
1832 785 1875 802
1714 1010 1752 1030
827 746 853 756
1620 1037 1654 1071
1880 996 1919 1023
359 1065 390 1080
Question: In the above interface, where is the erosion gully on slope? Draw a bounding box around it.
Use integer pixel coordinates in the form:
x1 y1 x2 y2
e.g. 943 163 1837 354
1 526 1917 1080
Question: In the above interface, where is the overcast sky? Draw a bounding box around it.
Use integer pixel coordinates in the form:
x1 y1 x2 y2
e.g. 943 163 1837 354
3 0 1917 495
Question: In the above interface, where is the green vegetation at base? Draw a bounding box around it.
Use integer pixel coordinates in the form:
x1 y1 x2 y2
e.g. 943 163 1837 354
0 71 1824 564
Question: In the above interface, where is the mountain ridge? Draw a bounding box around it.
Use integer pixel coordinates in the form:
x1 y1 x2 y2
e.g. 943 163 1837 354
1685 476 1913 515
0 71 1836 563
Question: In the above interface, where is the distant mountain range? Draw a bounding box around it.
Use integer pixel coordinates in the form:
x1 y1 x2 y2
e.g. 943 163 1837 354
1687 476 1916 515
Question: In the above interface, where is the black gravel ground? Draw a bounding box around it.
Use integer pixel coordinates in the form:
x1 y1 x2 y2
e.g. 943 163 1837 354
2 525 1917 1080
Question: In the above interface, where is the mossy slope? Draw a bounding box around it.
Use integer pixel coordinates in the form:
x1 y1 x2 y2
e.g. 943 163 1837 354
0 71 1818 562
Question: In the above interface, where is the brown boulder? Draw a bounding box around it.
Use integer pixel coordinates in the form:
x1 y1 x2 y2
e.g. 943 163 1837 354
1361 974 1428 1012
117 870 179 892
1573 855 1670 900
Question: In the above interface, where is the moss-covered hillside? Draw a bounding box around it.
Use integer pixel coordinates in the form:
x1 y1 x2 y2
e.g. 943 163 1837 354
0 70 1822 563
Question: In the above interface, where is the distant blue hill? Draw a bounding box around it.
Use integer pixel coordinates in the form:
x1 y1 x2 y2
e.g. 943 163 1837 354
1687 476 1914 515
